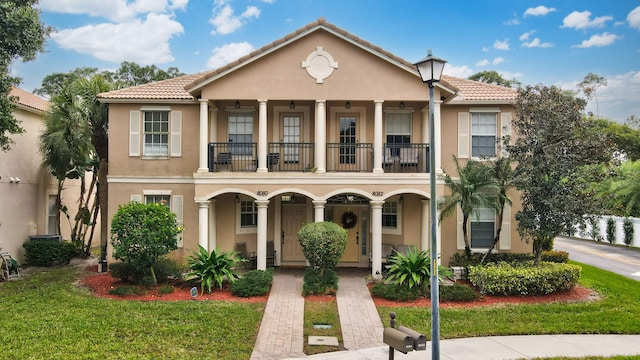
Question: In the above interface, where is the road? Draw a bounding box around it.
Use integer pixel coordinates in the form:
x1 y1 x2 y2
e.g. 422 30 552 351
555 236 640 281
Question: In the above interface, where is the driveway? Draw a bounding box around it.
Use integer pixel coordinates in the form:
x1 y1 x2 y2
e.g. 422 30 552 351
555 236 640 281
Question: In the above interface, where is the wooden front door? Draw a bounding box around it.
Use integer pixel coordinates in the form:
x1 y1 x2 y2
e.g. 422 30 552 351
334 207 361 262
281 204 306 262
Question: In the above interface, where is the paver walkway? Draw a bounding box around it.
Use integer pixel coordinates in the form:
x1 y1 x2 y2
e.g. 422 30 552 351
335 269 385 350
250 269 306 360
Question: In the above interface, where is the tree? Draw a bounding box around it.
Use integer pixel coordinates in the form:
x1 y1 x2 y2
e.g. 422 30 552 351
110 201 180 285
481 157 517 263
111 61 184 88
606 160 640 217
588 118 640 161
0 0 50 151
469 70 521 88
33 67 106 97
506 85 613 264
577 72 607 117
625 115 640 130
439 156 499 257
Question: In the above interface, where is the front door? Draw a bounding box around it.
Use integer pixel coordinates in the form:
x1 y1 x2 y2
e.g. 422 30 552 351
281 204 306 262
334 207 360 262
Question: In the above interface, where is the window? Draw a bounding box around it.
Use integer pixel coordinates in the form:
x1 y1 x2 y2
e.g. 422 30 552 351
47 195 59 235
145 194 170 207
471 113 497 157
470 208 495 248
228 112 254 155
382 201 398 228
143 111 169 156
240 199 257 228
386 112 412 155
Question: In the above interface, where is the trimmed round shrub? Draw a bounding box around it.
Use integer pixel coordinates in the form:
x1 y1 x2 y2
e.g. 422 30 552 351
468 261 581 296
23 240 76 266
297 222 346 275
231 270 273 297
302 268 338 296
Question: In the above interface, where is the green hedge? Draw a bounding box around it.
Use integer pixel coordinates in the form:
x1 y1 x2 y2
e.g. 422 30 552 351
468 261 581 296
231 270 273 297
23 240 76 266
449 251 569 267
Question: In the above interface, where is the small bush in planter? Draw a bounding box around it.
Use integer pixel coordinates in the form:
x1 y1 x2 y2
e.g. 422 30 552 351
302 268 338 296
370 282 420 302
231 270 273 297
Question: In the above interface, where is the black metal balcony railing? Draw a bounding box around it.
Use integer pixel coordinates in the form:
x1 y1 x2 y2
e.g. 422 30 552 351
207 142 429 173
383 143 430 173
326 143 373 172
208 142 257 172
267 143 315 172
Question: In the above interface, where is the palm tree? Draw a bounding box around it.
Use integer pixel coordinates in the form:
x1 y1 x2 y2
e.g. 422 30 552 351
439 156 499 257
481 157 516 263
609 160 640 217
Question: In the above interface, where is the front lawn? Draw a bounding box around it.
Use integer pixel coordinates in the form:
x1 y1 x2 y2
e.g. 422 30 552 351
378 261 640 338
0 267 264 360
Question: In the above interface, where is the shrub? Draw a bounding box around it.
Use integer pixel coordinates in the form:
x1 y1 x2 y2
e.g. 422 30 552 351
541 250 569 263
152 257 183 283
23 240 76 266
438 283 480 302
450 251 568 268
231 270 273 297
606 217 616 244
108 285 145 296
187 246 242 294
108 261 136 281
386 248 453 289
623 218 634 246
468 261 581 296
157 284 174 295
302 268 338 296
590 220 601 241
110 201 181 285
297 222 346 275
370 282 420 301
109 257 182 284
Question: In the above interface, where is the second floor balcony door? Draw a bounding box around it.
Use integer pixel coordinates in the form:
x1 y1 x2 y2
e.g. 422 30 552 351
283 114 301 163
339 115 357 164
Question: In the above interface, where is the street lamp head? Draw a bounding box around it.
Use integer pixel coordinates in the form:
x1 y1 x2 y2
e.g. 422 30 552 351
413 49 447 86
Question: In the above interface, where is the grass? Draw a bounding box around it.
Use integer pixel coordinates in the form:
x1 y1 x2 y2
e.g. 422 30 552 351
377 261 640 339
303 299 344 355
0 267 264 360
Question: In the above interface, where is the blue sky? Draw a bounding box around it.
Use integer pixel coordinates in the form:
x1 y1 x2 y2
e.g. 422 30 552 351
12 0 640 123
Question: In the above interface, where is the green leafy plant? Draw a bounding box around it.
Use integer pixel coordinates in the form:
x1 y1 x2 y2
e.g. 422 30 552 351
297 222 346 276
302 268 338 296
606 217 616 244
231 270 273 297
386 248 452 289
110 201 181 285
22 240 76 266
157 284 174 295
187 246 242 294
438 283 479 301
370 282 420 301
623 217 634 246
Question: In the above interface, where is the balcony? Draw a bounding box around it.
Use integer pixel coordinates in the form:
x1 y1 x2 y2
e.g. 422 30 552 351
207 142 429 173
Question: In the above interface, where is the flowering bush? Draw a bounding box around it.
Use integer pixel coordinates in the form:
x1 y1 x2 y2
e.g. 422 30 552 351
110 201 180 285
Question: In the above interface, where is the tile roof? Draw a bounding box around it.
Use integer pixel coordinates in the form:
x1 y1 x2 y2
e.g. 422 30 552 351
9 87 49 112
98 18 516 103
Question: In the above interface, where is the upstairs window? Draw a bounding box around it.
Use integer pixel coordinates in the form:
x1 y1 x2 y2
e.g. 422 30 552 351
228 112 254 155
471 113 497 157
386 112 412 155
143 111 169 156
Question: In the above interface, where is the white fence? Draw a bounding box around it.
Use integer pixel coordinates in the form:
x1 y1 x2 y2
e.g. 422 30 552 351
574 215 640 247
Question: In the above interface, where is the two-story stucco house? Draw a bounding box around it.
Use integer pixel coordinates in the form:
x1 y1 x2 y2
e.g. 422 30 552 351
99 18 531 276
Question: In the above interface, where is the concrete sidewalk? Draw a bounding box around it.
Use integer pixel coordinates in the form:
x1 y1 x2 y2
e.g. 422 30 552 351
252 268 640 360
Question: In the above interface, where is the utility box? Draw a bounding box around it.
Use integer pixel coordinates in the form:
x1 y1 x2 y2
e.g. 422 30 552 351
397 326 427 351
383 327 414 354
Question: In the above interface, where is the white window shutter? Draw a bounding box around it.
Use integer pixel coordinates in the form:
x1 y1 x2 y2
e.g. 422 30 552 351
130 195 142 203
499 203 511 250
170 111 182 157
456 206 465 250
500 112 512 156
129 111 141 156
458 112 470 158
172 195 184 248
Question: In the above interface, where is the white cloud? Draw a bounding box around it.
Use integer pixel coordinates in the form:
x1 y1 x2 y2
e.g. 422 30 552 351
170 0 189 10
524 6 556 17
493 39 510 50
476 57 505 67
628 6 640 30
443 64 474 78
504 13 520 26
210 4 260 35
476 59 490 67
51 13 184 64
519 30 536 41
573 32 621 48
493 57 505 65
39 0 187 22
522 38 554 48
561 10 613 30
588 72 640 121
206 42 254 68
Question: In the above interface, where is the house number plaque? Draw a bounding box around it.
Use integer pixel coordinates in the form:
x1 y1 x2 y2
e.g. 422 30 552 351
257 191 268 196
372 191 383 196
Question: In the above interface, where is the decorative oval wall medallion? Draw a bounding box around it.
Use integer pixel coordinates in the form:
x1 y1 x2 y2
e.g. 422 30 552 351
301 46 339 84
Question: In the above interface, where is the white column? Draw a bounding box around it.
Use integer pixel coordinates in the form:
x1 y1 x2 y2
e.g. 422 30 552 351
197 200 210 251
315 100 327 173
434 99 443 173
209 105 218 146
198 99 209 172
370 200 384 279
373 100 384 173
256 200 270 270
421 199 430 252
313 200 326 222
257 99 268 172
208 199 217 250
